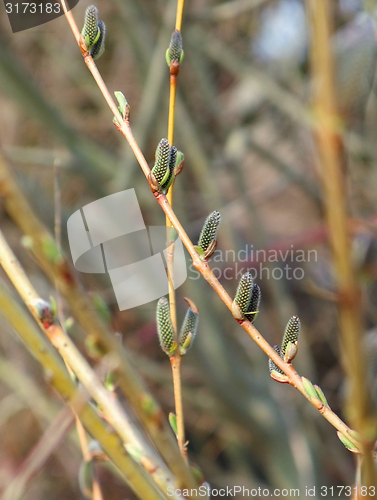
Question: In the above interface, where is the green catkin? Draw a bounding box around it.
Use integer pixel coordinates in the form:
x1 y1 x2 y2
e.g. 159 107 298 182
151 139 171 186
234 272 253 313
166 30 183 64
245 283 261 323
281 315 301 357
161 146 177 191
90 20 106 60
179 306 199 355
156 297 175 355
81 6 100 48
197 211 221 253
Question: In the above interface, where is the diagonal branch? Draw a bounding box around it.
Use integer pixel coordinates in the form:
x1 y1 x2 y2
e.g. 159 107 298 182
59 0 362 452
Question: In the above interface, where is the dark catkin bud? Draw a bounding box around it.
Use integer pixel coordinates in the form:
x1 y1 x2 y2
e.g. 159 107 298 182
156 297 176 356
166 29 184 65
268 345 284 375
197 210 221 257
81 6 100 49
90 20 106 60
161 146 177 192
281 315 300 358
151 138 171 186
234 272 253 313
245 283 261 323
179 299 199 355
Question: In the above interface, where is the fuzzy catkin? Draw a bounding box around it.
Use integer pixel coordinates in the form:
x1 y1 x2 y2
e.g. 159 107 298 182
168 30 183 62
281 316 301 356
90 20 106 60
152 139 171 185
82 6 99 47
156 297 175 355
268 345 284 375
197 211 221 253
234 272 253 313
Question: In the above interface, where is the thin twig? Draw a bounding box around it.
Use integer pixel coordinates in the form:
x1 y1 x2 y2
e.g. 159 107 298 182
170 355 187 460
175 0 185 31
166 0 187 462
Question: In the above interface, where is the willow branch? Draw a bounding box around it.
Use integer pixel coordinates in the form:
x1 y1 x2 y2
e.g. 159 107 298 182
61 0 361 452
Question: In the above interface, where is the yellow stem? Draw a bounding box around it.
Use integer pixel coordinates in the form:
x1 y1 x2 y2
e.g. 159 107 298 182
166 240 178 333
167 0 185 461
168 76 177 149
175 0 186 31
166 76 177 327
170 356 187 462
